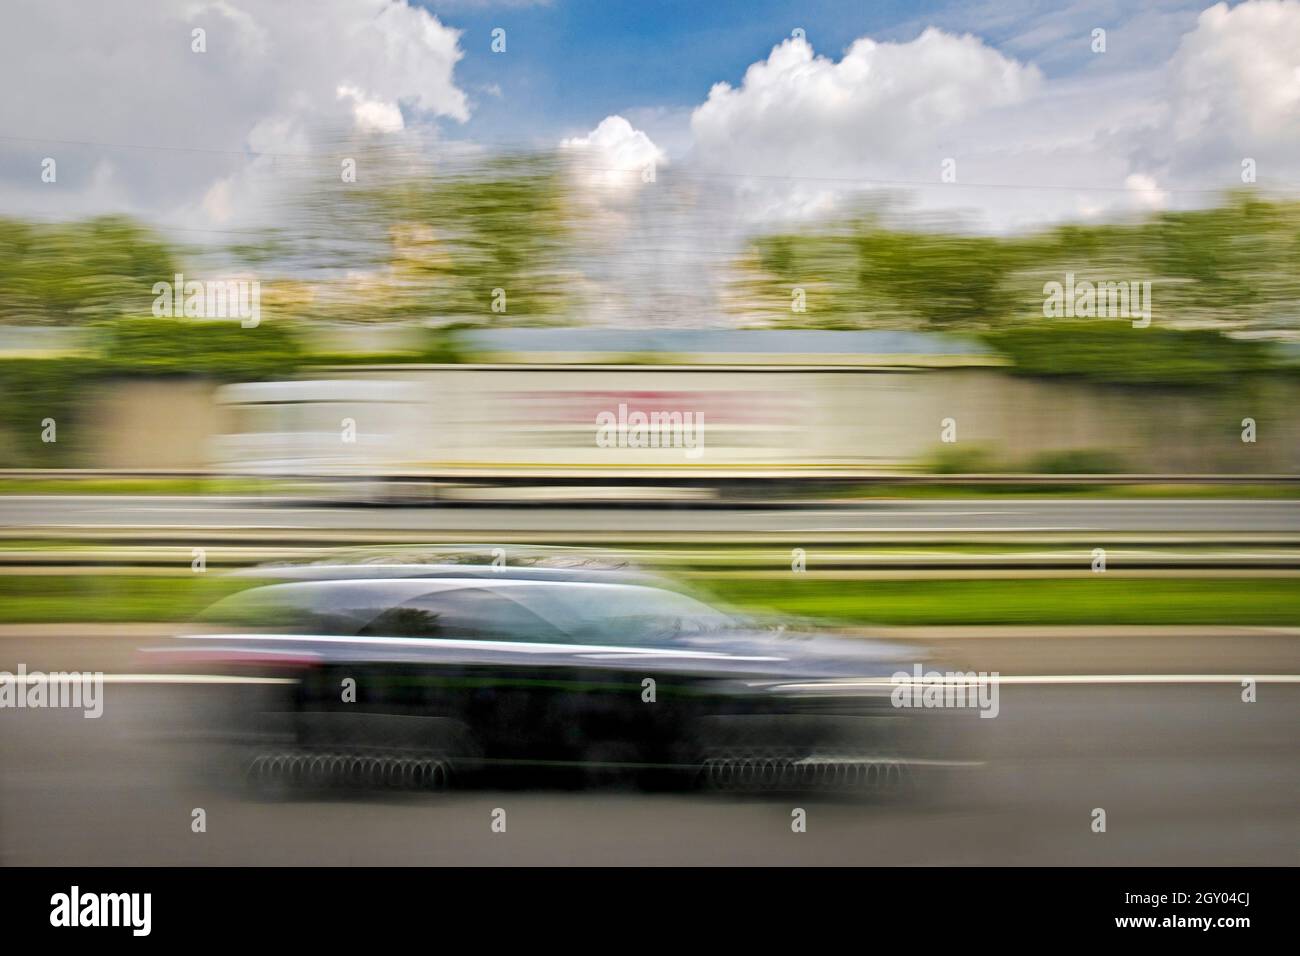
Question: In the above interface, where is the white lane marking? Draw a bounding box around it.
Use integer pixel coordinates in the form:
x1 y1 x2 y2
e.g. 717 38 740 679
3 674 294 685
804 526 1091 533
772 510 1024 517
9 673 1293 687
770 675 1300 690
994 674 1300 684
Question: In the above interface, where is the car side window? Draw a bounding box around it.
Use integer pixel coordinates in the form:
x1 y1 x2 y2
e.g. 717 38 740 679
358 587 569 642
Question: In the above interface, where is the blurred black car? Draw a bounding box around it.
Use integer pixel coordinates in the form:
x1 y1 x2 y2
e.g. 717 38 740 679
157 556 969 795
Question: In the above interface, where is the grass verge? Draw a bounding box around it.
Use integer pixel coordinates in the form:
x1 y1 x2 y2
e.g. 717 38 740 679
1 573 1297 627
701 576 1300 626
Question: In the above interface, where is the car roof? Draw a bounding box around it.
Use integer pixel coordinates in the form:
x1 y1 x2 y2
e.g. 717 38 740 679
235 577 665 598
237 545 655 586
234 563 669 587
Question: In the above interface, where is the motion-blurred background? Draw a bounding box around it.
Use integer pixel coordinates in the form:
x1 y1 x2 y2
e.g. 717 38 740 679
0 0 1297 865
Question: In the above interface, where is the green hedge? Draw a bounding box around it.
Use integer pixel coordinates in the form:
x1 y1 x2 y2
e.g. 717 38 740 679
983 322 1283 387
98 316 305 378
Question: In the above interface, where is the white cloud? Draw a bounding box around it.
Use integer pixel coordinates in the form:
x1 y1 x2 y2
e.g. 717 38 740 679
1124 173 1169 210
685 2 1300 232
561 115 667 192
337 86 406 134
0 0 469 227
1154 0 1300 184
691 30 1041 174
557 116 693 325
687 29 1051 229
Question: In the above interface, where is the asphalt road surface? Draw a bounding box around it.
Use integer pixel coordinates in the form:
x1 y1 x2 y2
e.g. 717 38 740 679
3 496 1300 534
2 682 1294 865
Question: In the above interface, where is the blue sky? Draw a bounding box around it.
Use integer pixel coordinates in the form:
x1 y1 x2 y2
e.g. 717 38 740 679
427 0 1205 149
431 0 933 138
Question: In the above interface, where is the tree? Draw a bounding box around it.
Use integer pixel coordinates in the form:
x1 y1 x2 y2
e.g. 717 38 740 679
0 216 178 325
